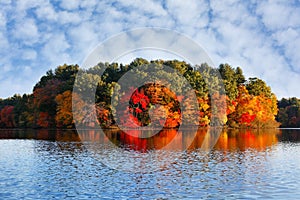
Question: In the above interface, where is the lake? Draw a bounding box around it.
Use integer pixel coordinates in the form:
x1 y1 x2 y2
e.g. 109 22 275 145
0 128 299 199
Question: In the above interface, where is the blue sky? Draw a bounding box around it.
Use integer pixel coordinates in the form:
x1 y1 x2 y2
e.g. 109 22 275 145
0 0 300 99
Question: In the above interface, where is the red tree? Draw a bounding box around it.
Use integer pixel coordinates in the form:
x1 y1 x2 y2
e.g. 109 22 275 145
0 106 15 128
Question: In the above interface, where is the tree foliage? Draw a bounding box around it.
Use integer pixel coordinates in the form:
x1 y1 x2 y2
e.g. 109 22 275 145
0 60 281 129
277 97 300 127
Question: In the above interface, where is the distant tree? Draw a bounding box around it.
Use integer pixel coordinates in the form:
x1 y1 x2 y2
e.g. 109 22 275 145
129 58 149 68
246 77 272 97
0 106 15 128
55 90 74 128
218 63 239 99
54 64 79 92
235 67 246 85
277 97 300 127
33 79 62 128
12 94 31 127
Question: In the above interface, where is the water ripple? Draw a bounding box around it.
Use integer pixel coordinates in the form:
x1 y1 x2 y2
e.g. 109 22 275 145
0 132 300 199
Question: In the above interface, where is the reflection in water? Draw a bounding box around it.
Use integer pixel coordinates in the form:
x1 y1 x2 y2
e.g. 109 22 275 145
0 129 83 152
0 129 80 142
277 129 300 143
75 128 282 172
0 128 282 152
78 128 281 152
0 128 281 173
214 129 280 151
1 128 300 199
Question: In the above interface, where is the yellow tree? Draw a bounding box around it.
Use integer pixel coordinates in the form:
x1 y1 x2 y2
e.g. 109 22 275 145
251 94 279 128
56 90 103 128
229 86 279 128
229 86 256 128
197 95 210 126
55 90 73 128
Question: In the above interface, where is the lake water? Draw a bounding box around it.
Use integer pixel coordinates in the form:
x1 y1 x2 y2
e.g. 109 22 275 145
0 128 299 199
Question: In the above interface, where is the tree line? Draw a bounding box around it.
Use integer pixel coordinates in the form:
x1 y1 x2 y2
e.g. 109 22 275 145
277 97 300 127
0 58 284 129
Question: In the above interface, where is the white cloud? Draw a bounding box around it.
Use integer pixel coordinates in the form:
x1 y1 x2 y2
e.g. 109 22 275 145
58 11 82 25
23 66 33 76
115 49 183 64
69 22 98 44
80 0 98 9
196 0 300 98
0 0 11 5
13 18 39 45
210 0 260 29
272 28 300 72
165 0 209 29
68 22 100 62
0 63 11 73
42 33 71 66
35 3 58 21
22 49 37 60
0 76 36 97
1 0 300 99
256 1 300 30
0 12 6 29
117 0 167 17
60 0 80 10
15 0 41 14
0 32 9 51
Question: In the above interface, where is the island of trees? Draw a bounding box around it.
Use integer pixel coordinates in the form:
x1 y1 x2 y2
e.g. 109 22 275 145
0 58 296 129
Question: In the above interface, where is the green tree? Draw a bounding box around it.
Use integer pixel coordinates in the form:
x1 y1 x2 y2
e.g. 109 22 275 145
246 77 272 97
218 63 239 99
235 67 246 85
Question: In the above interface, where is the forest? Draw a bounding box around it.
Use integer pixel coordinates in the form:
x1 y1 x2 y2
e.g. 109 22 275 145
277 97 300 128
0 58 293 129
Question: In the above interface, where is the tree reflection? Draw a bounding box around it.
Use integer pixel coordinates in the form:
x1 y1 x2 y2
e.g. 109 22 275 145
0 128 282 152
277 129 300 143
77 128 281 152
214 129 280 151
0 129 84 152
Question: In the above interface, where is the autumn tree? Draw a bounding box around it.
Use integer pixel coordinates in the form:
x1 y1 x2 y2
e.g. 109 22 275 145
0 59 280 129
33 79 62 128
55 90 74 128
0 106 15 128
228 85 279 128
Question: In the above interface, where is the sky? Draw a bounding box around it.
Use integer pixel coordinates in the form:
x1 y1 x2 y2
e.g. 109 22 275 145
0 0 300 99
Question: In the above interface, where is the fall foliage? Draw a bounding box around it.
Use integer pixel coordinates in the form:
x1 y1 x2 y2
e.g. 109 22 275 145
0 59 282 129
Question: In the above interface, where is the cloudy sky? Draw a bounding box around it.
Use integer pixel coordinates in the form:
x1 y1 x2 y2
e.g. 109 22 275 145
0 0 299 99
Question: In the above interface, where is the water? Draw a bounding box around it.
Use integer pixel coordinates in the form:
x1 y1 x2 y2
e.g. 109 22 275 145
0 129 299 199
